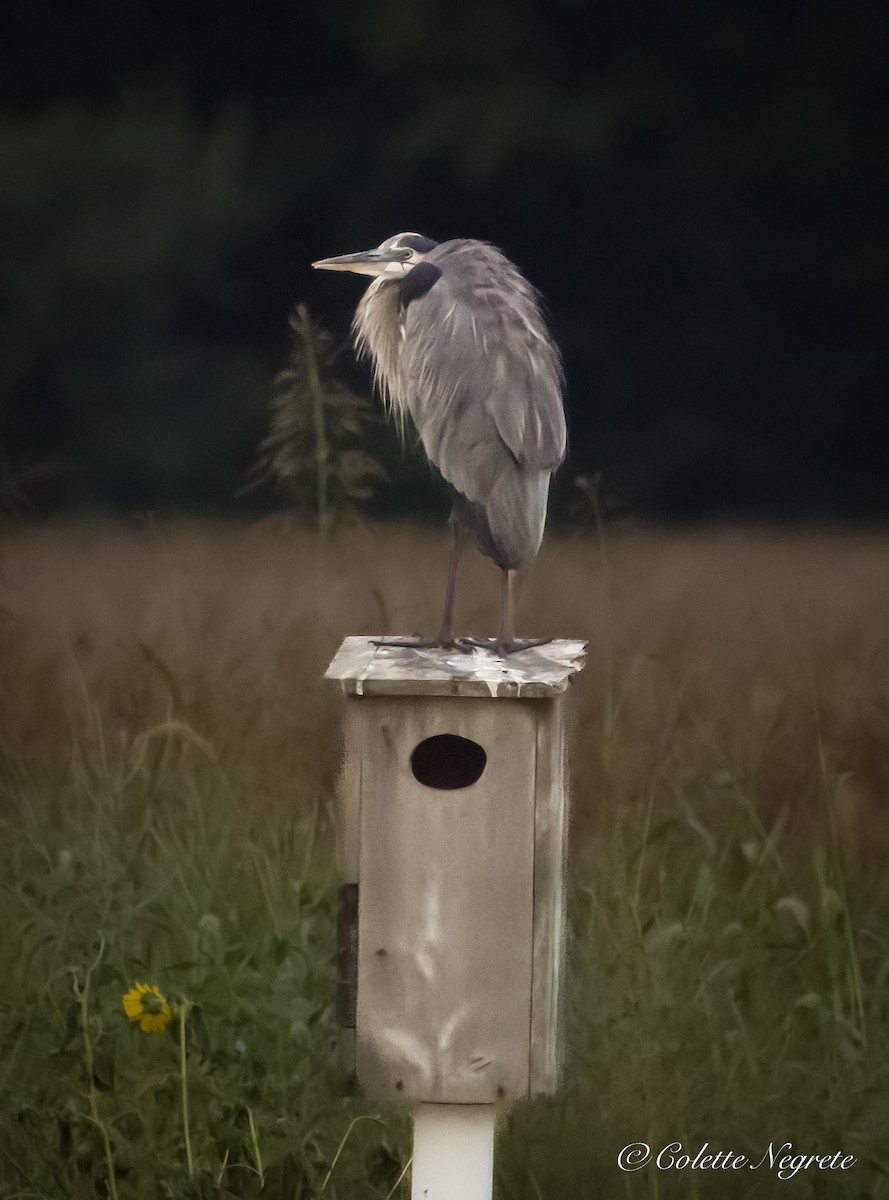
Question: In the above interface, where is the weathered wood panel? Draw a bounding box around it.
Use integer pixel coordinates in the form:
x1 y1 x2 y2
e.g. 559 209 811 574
529 698 566 1094
325 637 586 699
356 696 538 1103
335 702 364 883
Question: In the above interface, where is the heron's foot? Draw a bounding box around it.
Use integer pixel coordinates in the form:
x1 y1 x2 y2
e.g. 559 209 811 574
458 635 553 657
371 636 472 653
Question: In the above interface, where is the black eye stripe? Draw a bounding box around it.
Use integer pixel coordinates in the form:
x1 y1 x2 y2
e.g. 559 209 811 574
400 261 442 306
398 234 438 254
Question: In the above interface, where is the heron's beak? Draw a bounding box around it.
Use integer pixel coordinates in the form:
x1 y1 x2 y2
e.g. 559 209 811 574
312 247 410 276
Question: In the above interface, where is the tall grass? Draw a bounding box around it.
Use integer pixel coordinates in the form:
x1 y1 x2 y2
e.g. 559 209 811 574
0 679 397 1197
1 519 889 1197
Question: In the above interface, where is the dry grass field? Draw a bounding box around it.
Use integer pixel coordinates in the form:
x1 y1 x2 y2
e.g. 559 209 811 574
2 517 889 1197
3 518 889 848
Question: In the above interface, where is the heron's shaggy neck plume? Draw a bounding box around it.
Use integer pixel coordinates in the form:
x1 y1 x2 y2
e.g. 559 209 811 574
353 277 411 439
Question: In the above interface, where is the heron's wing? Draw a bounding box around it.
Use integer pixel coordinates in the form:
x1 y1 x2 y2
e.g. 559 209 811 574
402 241 566 489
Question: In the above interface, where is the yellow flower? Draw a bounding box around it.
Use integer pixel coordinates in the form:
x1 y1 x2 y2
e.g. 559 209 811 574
122 982 172 1033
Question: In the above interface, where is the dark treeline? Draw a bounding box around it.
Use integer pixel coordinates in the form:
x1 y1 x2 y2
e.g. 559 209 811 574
2 0 887 521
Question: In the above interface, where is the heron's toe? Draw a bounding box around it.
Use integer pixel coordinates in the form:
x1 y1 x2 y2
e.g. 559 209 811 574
458 635 552 657
371 636 471 653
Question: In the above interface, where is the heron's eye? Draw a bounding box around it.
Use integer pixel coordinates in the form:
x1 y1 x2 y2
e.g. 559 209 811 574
372 246 412 262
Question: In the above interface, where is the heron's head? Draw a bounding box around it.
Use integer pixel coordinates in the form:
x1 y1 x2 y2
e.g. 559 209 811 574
312 233 437 278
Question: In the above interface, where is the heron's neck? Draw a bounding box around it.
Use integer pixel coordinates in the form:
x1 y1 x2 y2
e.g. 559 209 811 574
354 278 409 427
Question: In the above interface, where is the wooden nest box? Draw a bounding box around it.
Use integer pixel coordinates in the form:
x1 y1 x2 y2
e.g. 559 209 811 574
324 636 586 1105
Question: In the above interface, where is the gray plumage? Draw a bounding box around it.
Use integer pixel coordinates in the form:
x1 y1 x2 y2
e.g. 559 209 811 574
313 233 566 652
356 238 565 570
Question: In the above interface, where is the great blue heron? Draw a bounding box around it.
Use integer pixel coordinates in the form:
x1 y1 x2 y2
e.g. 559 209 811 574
313 233 566 655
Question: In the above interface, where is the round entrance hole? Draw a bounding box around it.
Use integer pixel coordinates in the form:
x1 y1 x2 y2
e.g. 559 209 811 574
410 734 487 791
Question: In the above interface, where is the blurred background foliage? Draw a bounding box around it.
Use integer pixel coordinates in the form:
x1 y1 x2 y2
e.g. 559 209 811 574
246 304 388 534
1 0 887 520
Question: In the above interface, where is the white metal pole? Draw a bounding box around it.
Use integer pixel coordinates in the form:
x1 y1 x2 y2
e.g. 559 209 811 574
410 1104 495 1200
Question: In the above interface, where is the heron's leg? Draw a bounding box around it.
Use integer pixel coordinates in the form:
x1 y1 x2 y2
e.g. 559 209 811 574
435 523 464 642
372 525 468 651
461 568 552 656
